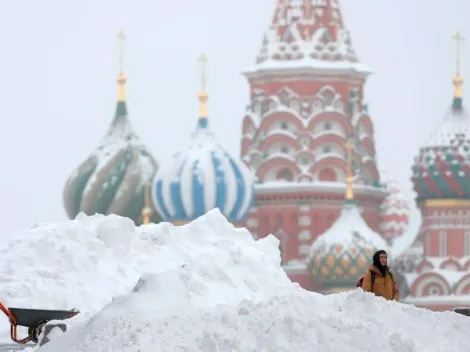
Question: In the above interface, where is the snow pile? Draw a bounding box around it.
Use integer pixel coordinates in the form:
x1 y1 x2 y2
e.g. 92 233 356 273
0 210 469 351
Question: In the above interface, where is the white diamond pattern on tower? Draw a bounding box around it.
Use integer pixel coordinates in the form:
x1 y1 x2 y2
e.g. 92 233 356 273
256 0 360 66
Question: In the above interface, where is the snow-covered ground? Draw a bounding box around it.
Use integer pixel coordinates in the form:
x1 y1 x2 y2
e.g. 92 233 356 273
0 209 469 351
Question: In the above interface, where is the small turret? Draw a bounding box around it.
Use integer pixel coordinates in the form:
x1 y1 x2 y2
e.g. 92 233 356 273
308 140 388 292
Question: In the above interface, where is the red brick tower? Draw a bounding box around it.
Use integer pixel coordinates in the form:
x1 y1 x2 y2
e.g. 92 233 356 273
240 0 386 289
401 32 470 310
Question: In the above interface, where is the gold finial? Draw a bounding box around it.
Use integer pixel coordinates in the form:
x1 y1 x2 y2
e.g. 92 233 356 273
344 140 354 201
141 181 153 225
453 31 464 98
117 30 126 102
198 54 208 118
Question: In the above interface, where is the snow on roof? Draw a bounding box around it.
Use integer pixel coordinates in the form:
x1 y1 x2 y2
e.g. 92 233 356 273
432 269 466 287
310 202 388 254
247 0 372 76
402 267 469 302
243 57 372 77
424 256 470 268
282 259 308 273
2 209 470 350
422 103 470 148
68 102 157 208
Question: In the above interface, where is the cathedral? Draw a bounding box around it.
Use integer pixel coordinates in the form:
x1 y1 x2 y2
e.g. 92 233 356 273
62 0 470 311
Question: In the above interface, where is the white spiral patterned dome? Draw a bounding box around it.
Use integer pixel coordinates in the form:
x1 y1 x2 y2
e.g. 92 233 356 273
152 117 254 223
152 64 254 223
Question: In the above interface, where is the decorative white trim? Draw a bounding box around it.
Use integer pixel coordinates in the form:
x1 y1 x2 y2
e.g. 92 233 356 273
414 275 449 297
454 274 470 296
255 182 386 197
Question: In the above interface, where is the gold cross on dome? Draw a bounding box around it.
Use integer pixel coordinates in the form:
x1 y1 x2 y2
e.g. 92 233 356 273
453 31 464 75
198 54 208 92
117 30 126 73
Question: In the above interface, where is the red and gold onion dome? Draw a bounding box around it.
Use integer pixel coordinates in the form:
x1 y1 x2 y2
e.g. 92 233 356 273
308 142 388 292
379 168 411 244
412 37 470 202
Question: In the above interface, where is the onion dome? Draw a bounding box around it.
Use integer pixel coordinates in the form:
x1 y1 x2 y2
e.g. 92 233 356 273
152 55 254 224
63 32 160 225
309 141 388 290
412 33 470 202
379 169 411 243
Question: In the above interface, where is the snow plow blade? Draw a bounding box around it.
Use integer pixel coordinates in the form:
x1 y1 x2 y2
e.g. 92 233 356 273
0 300 79 344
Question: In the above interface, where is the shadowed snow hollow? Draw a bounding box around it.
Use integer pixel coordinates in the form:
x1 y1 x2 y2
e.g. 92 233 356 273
1 209 469 351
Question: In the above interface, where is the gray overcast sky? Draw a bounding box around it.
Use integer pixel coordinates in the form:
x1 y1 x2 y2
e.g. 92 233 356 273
1 0 470 238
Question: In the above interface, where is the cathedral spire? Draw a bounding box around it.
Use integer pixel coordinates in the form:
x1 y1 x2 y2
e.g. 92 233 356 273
117 30 126 103
251 0 368 73
197 54 209 128
107 29 133 141
452 31 464 110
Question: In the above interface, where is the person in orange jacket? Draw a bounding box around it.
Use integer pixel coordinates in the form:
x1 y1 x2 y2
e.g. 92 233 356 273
361 250 399 301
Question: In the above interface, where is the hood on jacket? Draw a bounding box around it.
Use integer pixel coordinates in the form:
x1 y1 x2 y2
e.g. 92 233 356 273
372 249 388 276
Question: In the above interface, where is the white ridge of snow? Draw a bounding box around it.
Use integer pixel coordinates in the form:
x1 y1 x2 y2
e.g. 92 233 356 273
0 210 468 351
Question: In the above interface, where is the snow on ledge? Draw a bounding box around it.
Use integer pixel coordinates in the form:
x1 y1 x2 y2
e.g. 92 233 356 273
243 58 373 79
255 181 385 196
403 295 470 305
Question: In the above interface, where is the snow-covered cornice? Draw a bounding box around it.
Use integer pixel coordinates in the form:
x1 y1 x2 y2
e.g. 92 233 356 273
243 59 372 81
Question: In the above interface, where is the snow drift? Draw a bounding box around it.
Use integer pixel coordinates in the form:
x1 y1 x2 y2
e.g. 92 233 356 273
0 209 469 351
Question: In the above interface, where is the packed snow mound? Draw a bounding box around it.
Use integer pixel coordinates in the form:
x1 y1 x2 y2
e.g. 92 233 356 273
40 280 470 352
0 209 292 341
0 209 469 351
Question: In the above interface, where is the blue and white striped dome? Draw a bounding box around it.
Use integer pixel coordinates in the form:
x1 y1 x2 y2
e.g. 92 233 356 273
152 117 254 223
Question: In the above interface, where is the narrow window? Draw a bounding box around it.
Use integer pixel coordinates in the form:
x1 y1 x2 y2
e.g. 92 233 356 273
439 231 447 257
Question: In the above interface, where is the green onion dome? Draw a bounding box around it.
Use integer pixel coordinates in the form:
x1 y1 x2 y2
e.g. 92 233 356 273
63 71 161 225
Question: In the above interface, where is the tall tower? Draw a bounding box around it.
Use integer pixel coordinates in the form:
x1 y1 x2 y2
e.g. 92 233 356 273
411 31 470 258
240 0 385 287
403 32 470 311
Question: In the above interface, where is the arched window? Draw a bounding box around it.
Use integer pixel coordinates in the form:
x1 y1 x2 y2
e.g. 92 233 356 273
318 168 336 182
277 168 294 182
